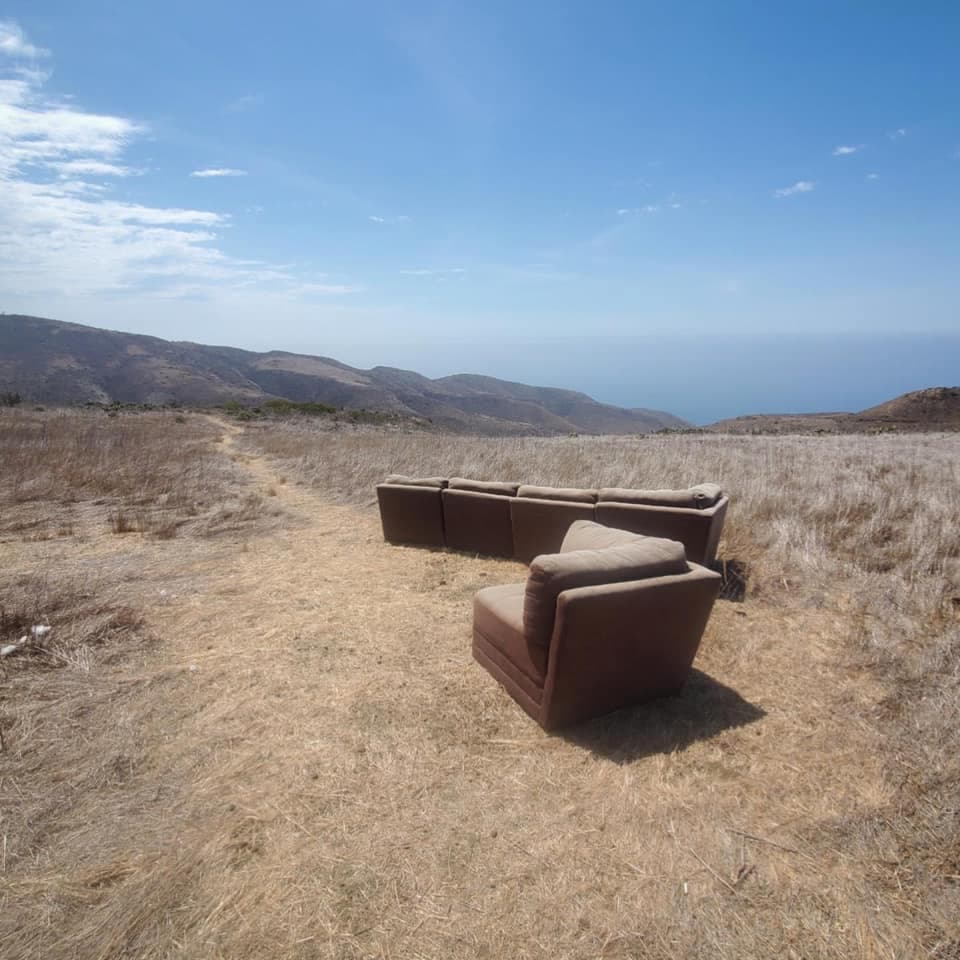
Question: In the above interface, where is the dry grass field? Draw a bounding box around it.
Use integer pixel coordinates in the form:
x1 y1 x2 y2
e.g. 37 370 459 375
2 409 958 959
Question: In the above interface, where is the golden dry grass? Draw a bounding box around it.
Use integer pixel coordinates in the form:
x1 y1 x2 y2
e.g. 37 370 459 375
1 412 958 958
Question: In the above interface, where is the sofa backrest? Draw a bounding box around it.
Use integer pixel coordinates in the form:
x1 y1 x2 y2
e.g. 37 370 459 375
523 530 688 649
597 483 723 509
448 477 519 496
517 485 597 503
385 474 449 488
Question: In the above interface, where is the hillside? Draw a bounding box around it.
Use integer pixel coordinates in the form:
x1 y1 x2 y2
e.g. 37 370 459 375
708 387 960 434
0 315 687 435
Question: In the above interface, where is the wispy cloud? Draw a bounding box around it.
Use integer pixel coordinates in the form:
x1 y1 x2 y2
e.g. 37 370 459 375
833 144 864 156
866 172 880 180
399 267 465 276
0 24 356 302
225 93 263 113
369 214 410 224
616 201 681 216
617 204 660 215
53 159 141 177
774 180 816 198
0 21 49 59
888 128 908 140
190 167 247 178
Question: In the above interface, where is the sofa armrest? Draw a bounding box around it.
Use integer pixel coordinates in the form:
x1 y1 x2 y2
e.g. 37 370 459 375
540 565 721 730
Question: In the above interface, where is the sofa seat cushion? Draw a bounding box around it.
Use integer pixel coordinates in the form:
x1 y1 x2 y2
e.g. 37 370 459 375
474 583 548 686
449 477 519 496
384 474 449 488
518 484 597 503
598 483 723 509
523 536 688 648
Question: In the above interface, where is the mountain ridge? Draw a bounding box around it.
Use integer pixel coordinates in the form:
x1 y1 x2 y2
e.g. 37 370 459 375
706 387 960 433
0 314 689 435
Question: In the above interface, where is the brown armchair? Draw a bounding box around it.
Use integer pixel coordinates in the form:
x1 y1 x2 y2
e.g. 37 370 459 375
472 520 721 730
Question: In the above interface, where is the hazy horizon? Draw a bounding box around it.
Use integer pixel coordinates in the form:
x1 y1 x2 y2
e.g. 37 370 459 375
6 312 956 425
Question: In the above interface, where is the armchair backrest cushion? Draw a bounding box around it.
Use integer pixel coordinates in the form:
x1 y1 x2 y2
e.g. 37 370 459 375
523 534 688 649
597 483 723 509
560 519 653 552
518 484 597 504
385 474 448 488
448 477 520 496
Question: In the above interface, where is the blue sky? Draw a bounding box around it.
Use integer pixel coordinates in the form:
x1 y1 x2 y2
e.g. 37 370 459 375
1 3 958 422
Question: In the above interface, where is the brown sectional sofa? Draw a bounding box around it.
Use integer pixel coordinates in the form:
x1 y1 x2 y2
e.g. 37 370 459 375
377 476 729 565
472 521 722 729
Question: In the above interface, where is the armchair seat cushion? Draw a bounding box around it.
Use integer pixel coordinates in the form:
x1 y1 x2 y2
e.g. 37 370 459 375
474 582 548 691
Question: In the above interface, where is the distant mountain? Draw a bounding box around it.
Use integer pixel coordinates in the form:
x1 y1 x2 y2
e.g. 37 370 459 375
708 387 960 434
0 315 689 435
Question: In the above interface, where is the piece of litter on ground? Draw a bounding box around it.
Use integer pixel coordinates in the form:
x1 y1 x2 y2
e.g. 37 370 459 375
31 625 51 637
1 636 30 658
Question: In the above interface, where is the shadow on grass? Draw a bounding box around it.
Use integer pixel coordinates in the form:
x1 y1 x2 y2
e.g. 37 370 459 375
711 557 749 602
560 669 765 764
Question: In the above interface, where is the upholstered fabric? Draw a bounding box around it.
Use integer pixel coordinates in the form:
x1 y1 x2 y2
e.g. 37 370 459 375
384 474 449 488
376 483 446 546
560 518 651 553
442 488 515 558
595 497 728 566
509 497 596 563
597 483 723 509
523 533 687 648
473 583 548 687
448 477 520 496
517 485 597 503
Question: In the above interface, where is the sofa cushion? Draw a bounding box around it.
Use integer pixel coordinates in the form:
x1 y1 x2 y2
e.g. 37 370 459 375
474 583 548 685
560 519 651 553
384 474 448 489
597 483 723 509
523 536 688 649
517 484 597 504
448 477 520 497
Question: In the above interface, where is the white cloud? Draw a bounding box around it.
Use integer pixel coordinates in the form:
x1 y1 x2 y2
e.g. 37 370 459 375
833 144 864 156
53 159 140 177
190 167 247 178
225 93 263 113
0 21 49 59
616 204 667 216
866 172 880 180
774 180 816 198
369 214 410 224
888 128 907 140
0 28 356 302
